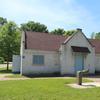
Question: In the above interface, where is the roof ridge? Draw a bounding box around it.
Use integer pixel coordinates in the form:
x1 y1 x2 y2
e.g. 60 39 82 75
25 31 69 38
24 31 100 53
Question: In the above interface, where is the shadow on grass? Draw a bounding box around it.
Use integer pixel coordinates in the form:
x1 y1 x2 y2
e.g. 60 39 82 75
24 73 75 78
0 69 12 74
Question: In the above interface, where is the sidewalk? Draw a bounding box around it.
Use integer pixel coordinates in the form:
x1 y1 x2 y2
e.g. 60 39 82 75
0 73 29 81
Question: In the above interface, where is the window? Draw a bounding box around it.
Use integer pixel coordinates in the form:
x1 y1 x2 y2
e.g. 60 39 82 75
33 55 44 65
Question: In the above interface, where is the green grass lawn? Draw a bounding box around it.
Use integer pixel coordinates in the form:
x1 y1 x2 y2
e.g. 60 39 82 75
0 78 99 100
0 66 12 74
5 74 27 78
0 66 99 100
0 66 27 78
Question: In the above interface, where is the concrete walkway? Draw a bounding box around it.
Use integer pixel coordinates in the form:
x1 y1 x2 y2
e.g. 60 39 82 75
85 75 100 82
0 73 100 82
68 82 100 89
0 74 29 81
0 74 74 81
68 75 100 89
0 77 29 81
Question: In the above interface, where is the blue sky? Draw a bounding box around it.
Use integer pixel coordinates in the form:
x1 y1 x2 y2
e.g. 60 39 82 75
0 0 100 37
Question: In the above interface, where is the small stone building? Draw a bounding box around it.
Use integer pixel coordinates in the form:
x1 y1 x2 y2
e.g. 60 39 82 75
13 28 100 75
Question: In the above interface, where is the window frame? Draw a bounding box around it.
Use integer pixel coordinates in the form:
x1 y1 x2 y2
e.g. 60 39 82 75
32 55 44 65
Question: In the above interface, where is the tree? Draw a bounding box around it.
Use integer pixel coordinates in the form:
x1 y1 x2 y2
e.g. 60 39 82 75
0 17 7 26
64 30 76 36
91 32 100 39
0 21 21 70
95 32 100 39
21 21 48 32
50 28 65 35
50 29 76 36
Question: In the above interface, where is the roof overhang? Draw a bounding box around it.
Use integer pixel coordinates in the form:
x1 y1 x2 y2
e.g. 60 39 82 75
71 46 90 53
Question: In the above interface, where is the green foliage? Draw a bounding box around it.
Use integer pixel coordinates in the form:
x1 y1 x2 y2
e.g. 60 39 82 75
50 28 65 35
0 17 7 26
91 32 100 39
0 67 12 73
0 21 21 69
64 30 76 36
0 57 4 64
95 32 100 39
21 21 48 32
51 29 76 36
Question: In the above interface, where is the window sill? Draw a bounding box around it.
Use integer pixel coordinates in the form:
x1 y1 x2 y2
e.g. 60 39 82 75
32 64 45 66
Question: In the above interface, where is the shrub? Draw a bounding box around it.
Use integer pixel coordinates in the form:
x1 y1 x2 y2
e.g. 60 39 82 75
0 57 5 64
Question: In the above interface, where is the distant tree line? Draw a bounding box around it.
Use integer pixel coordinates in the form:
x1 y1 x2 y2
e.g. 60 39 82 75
0 16 100 70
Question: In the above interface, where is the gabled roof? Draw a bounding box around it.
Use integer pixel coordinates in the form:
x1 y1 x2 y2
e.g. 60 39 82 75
89 39 100 54
25 31 67 51
63 29 94 47
24 31 100 53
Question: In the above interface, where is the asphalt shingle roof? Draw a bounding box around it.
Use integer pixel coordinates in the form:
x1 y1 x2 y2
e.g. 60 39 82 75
25 31 100 53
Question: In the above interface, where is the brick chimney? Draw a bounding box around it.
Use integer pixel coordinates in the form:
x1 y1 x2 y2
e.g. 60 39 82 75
77 28 82 32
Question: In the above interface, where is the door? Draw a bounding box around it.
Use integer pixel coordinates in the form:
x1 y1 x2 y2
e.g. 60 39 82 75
75 53 84 72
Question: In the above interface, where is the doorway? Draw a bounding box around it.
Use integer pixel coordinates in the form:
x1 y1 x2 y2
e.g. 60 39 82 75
75 53 84 72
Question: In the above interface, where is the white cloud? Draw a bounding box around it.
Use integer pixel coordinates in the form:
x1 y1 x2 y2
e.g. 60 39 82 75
0 0 99 37
0 0 90 23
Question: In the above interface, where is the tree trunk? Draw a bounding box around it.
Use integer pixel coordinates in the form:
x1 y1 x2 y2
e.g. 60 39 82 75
7 57 9 70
